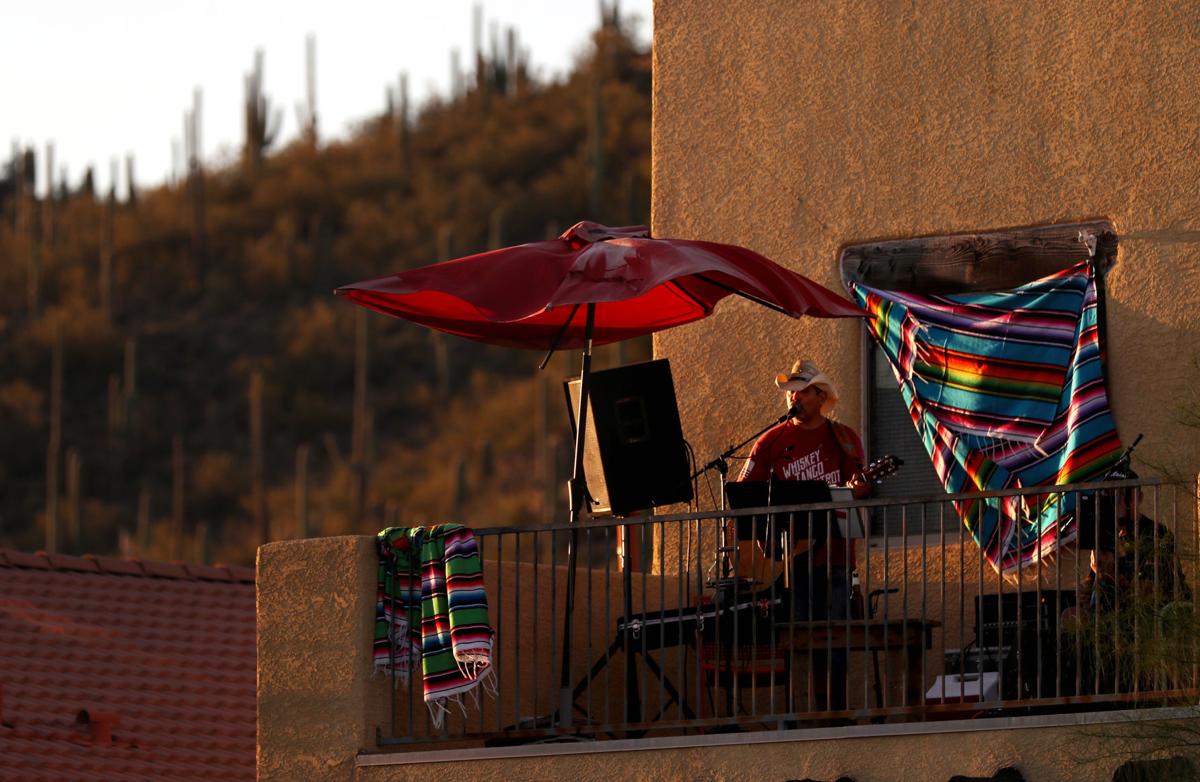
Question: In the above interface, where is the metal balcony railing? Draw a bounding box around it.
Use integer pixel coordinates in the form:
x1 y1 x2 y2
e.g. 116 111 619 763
378 478 1197 747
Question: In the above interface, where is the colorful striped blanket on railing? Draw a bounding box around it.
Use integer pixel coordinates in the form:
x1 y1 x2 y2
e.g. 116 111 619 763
852 260 1123 574
375 524 495 728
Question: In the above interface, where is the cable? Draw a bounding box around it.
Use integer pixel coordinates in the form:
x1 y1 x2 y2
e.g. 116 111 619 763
683 439 698 605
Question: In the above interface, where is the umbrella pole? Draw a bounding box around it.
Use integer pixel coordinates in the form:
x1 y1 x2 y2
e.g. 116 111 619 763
567 303 595 525
559 302 595 727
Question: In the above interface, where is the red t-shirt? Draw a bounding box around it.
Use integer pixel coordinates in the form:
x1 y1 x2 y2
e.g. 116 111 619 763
736 418 864 568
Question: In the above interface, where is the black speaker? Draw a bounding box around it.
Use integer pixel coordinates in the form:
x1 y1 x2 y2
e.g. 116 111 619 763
564 359 693 517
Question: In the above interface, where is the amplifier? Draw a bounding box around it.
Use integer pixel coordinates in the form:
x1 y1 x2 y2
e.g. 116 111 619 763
943 645 1011 674
974 590 1076 648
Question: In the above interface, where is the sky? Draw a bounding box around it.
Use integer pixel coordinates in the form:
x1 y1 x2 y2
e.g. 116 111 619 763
2 0 653 197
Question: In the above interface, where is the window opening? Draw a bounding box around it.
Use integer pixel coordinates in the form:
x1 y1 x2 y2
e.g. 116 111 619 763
841 220 1118 543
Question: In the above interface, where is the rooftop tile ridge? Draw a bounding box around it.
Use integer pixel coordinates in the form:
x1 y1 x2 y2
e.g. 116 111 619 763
0 548 255 584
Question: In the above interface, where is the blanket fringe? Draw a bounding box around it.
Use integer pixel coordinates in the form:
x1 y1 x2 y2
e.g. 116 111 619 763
999 529 1077 581
427 666 496 729
428 699 451 730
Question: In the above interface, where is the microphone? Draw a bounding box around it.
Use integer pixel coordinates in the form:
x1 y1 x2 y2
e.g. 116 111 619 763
776 404 801 424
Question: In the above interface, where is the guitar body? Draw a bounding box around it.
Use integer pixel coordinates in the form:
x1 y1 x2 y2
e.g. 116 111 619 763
734 537 807 587
730 455 902 588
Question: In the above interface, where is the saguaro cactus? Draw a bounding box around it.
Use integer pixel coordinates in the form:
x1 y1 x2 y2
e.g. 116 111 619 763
506 27 518 97
294 444 310 538
589 65 605 219
351 311 369 463
107 374 122 441
184 87 207 283
136 484 151 553
453 457 469 516
5 142 17 229
488 205 505 250
170 139 182 186
172 434 185 560
42 142 55 247
193 521 208 564
479 440 494 481
351 312 373 520
99 168 115 321
398 73 412 178
105 371 125 520
450 48 464 99
295 34 318 145
66 448 81 549
122 337 137 426
536 376 548 521
243 49 281 175
125 154 137 207
473 4 484 88
249 370 268 542
430 225 454 396
44 327 63 553
357 409 374 523
16 149 40 317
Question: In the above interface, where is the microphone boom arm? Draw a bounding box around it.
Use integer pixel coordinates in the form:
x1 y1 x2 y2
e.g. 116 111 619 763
690 408 792 482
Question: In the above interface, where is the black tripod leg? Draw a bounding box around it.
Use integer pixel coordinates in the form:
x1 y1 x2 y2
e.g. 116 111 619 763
642 651 696 720
572 634 625 701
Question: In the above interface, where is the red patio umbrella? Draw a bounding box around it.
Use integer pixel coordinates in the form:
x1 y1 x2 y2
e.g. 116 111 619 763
336 219 863 524
335 220 863 724
335 221 863 351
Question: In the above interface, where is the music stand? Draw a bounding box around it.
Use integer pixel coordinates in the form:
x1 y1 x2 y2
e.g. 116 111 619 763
724 479 833 553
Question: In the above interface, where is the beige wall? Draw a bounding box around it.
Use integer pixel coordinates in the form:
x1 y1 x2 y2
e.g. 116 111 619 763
358 712 1200 782
652 0 1200 514
258 536 391 782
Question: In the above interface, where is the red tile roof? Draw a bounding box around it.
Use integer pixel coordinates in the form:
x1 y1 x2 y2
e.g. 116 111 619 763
0 549 256 782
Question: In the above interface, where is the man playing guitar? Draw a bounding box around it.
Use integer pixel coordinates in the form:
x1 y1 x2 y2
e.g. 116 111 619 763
733 359 871 713
738 360 869 496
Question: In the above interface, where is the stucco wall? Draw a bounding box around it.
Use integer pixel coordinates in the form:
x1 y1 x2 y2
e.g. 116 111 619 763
258 536 391 782
651 0 1200 518
357 712 1200 782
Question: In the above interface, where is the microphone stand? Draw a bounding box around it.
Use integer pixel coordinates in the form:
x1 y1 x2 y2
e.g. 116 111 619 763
689 408 792 718
691 408 793 581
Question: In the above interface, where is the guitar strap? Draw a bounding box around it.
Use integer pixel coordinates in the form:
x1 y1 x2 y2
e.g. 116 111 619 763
826 419 863 478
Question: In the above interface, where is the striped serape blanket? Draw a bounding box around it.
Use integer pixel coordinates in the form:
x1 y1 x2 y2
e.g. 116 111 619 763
375 524 495 727
852 261 1123 574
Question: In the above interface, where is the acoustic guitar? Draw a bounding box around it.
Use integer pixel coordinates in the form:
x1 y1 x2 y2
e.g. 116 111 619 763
731 454 903 587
